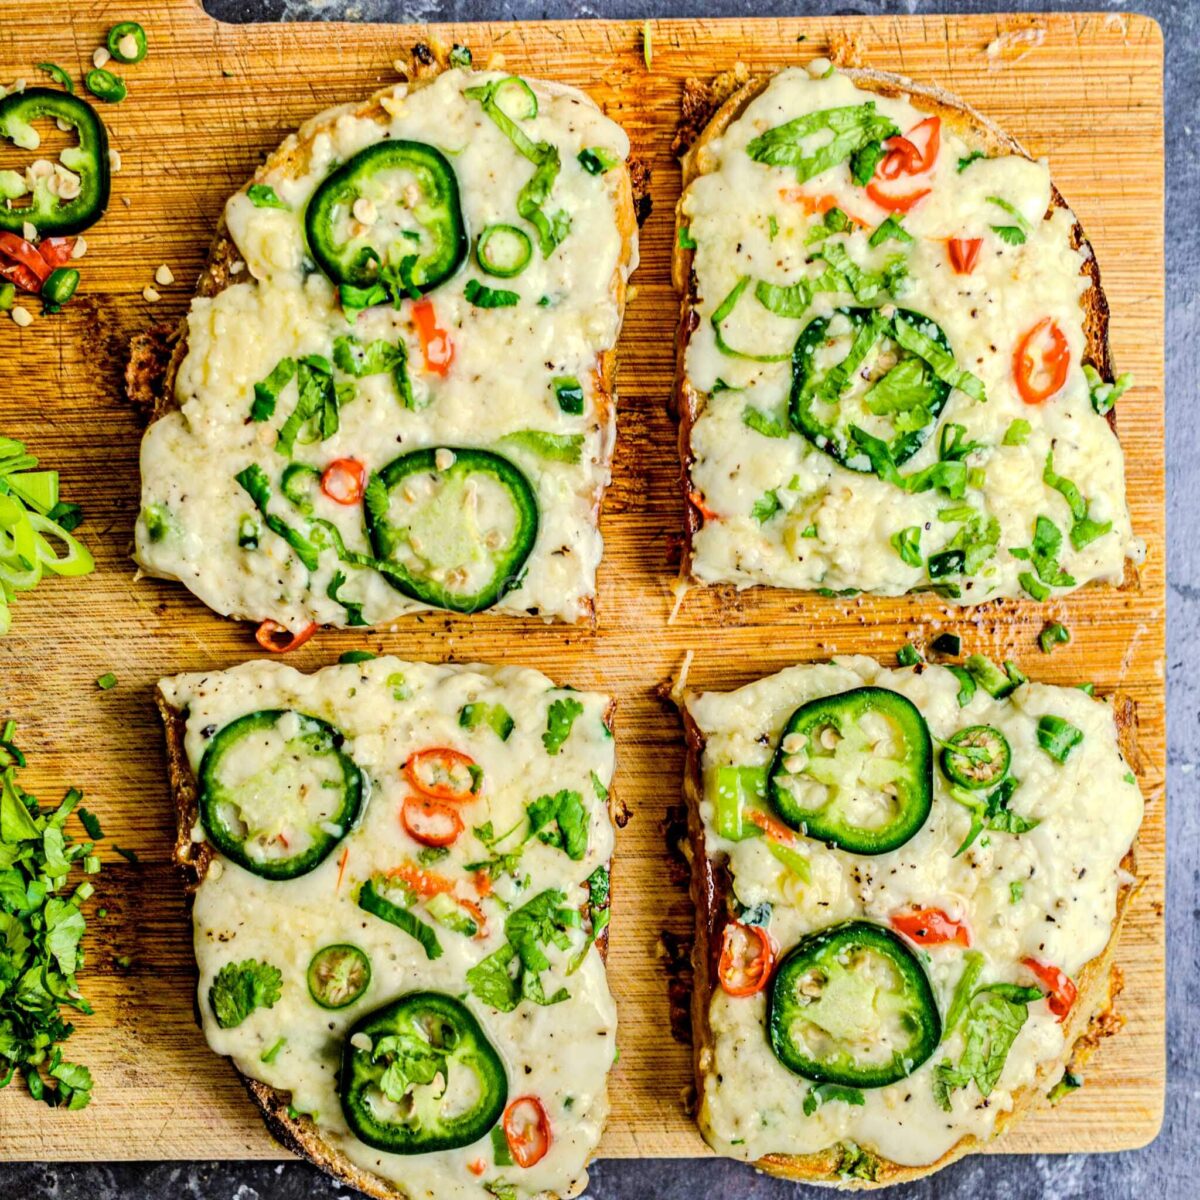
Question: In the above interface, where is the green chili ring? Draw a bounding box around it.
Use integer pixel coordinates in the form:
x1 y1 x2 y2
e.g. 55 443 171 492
304 140 467 294
42 267 79 307
790 306 953 472
475 223 533 278
197 709 364 881
941 724 1011 790
107 22 148 64
768 921 941 1087
0 88 110 235
85 68 127 104
340 992 508 1154
768 686 933 855
307 943 372 1010
364 447 539 614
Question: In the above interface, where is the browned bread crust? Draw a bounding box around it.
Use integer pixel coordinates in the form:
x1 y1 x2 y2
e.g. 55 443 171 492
158 674 616 1200
134 43 648 625
678 686 1140 1187
671 65 1123 587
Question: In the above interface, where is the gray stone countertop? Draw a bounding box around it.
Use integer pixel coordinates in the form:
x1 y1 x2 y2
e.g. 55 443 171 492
4 1 1193 1197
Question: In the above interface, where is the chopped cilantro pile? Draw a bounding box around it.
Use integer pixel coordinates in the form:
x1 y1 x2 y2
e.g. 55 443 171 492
0 721 101 1108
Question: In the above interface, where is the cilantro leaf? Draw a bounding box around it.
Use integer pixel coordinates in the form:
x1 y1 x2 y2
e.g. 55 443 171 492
526 790 588 860
803 1082 866 1116
208 958 283 1029
542 696 584 755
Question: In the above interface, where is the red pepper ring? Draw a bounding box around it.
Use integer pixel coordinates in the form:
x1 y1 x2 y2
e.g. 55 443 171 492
1013 317 1070 404
255 619 318 653
878 136 921 179
403 747 480 802
717 920 776 997
400 794 463 847
890 906 973 948
320 457 366 505
503 1095 552 1168
1021 956 1077 1021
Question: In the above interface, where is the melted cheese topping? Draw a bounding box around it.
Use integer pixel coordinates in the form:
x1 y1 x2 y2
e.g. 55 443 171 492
162 657 617 1200
137 69 634 627
685 656 1142 1169
681 67 1139 602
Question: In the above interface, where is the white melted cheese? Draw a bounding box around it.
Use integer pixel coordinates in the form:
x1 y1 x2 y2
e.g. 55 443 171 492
681 67 1139 602
684 655 1142 1168
137 70 635 627
161 657 618 1200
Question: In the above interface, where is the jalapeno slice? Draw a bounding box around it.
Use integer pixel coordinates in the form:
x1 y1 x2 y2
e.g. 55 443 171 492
768 686 932 855
107 22 148 64
308 943 372 1010
305 140 467 295
0 88 110 235
941 725 1011 790
198 709 365 881
475 223 533 278
768 921 941 1088
790 306 953 472
364 447 538 613
340 991 507 1154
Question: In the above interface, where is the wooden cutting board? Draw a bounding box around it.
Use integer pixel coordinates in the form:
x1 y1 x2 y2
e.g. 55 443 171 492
0 1 1164 1163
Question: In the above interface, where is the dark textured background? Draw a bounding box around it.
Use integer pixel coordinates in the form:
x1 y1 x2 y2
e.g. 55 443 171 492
5 1 1192 1196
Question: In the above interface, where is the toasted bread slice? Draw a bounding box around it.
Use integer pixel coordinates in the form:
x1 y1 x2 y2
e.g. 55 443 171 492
159 656 620 1200
678 657 1142 1186
133 44 645 627
673 64 1137 603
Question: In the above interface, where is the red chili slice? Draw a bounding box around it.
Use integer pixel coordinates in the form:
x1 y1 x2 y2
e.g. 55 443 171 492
38 237 77 268
401 794 464 847
320 458 366 505
254 620 318 653
0 233 52 284
403 747 480 802
411 298 454 376
687 489 719 522
947 237 983 275
718 920 775 997
1022 956 1077 1021
890 906 973 948
504 1096 551 1168
1013 317 1070 404
865 181 932 213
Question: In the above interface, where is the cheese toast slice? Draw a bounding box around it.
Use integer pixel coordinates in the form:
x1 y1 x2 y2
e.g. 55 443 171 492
159 655 618 1200
679 654 1142 1186
674 63 1140 604
135 48 638 628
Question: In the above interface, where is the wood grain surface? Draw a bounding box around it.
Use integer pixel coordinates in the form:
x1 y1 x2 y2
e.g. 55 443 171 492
0 1 1164 1164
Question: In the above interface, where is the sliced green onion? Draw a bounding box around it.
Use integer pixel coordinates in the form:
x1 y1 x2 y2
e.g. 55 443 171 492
96 672 118 690
448 45 473 69
1039 622 1071 654
247 183 288 210
578 147 618 175
552 376 584 415
475 224 532 278
1037 715 1083 763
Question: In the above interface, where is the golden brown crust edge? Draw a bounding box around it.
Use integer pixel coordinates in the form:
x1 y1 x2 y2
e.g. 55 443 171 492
671 65 1125 588
679 689 1141 1188
157 677 617 1200
134 45 648 626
